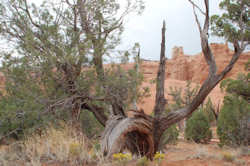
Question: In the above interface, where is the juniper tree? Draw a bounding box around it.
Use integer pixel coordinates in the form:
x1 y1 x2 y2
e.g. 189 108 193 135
0 0 145 137
217 61 250 146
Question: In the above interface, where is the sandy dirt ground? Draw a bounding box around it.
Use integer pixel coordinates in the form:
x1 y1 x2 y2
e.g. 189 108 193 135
40 140 250 166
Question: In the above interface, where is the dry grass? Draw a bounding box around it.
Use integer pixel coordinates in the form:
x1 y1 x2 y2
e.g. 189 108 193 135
0 123 97 166
0 129 249 166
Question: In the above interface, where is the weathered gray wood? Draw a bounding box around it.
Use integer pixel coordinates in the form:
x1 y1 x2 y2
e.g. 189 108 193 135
101 112 154 159
152 20 167 153
153 20 167 119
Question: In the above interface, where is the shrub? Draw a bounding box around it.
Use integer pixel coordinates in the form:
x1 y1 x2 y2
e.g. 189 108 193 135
158 107 179 150
185 110 212 143
203 98 217 123
159 124 179 150
80 110 104 138
217 95 250 147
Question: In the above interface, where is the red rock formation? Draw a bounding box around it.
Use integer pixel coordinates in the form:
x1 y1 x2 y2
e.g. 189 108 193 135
138 43 249 114
165 43 249 83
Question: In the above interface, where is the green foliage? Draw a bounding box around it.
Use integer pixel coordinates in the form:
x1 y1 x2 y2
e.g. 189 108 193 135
158 107 179 150
220 73 250 101
169 81 199 110
0 54 94 138
185 110 212 144
203 98 217 123
210 0 250 42
159 124 179 148
217 63 250 147
103 64 146 110
80 110 104 138
0 63 50 138
0 0 145 138
217 95 250 147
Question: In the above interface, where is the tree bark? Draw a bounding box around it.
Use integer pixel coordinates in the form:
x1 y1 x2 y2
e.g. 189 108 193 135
101 111 154 159
154 21 167 118
132 48 140 110
81 102 108 126
153 21 167 152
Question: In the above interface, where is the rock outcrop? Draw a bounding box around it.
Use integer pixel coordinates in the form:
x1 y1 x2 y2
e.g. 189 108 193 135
141 43 249 84
138 43 249 114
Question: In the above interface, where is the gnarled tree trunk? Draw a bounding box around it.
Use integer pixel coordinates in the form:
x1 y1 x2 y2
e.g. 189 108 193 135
101 111 154 159
100 0 247 159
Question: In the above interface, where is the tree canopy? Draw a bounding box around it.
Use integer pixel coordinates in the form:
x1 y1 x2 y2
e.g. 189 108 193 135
0 0 145 137
211 0 250 43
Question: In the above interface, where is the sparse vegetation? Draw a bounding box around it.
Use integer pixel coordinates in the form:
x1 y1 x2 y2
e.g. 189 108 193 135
0 123 94 166
0 0 249 165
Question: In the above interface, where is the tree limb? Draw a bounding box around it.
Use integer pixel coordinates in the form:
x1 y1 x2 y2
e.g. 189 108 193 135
23 0 40 28
188 0 206 15
153 21 167 119
158 0 244 132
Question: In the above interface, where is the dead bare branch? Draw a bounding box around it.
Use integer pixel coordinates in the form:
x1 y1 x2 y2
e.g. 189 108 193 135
23 0 40 28
188 0 206 15
153 21 167 119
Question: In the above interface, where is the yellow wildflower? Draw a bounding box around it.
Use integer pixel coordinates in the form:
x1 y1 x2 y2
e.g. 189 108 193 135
153 152 165 161
112 152 132 161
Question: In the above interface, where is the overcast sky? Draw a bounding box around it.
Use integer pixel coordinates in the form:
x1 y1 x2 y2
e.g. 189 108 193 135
3 0 226 61
121 0 224 60
29 0 225 60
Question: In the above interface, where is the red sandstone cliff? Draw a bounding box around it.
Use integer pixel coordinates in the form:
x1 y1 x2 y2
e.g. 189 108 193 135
142 43 249 83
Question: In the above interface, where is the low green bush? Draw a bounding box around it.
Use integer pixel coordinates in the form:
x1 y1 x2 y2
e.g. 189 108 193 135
185 110 212 143
217 95 250 147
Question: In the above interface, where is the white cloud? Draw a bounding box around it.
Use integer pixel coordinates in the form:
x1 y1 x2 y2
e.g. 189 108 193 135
1 0 225 61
